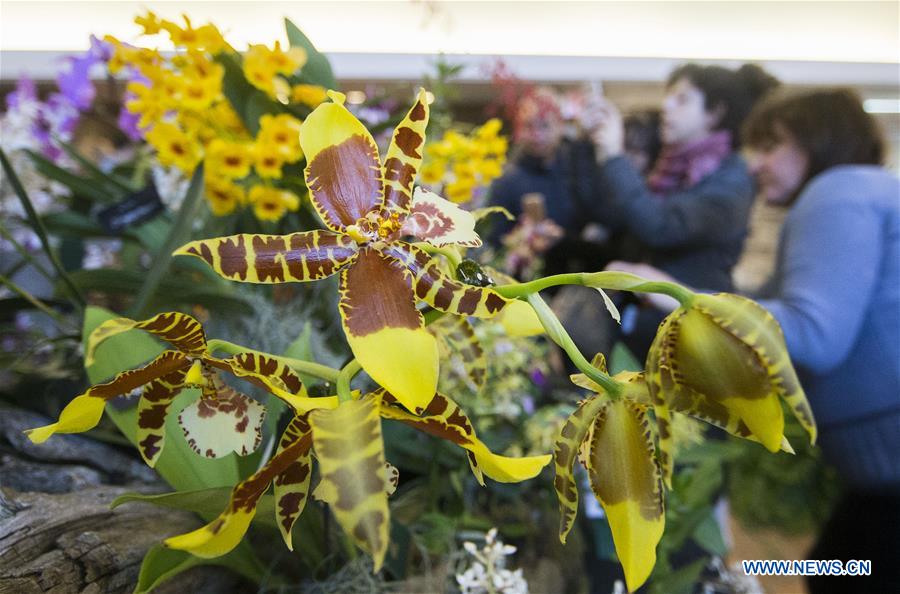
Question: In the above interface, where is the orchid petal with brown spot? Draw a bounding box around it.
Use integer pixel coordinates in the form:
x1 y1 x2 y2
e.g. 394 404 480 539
174 231 359 284
382 88 429 216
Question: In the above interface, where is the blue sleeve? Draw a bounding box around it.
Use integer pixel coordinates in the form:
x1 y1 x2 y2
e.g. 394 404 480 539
598 156 753 248
759 185 883 373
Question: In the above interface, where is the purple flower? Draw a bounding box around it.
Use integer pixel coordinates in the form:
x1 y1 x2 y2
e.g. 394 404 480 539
55 37 112 111
6 77 38 110
529 368 546 388
118 103 144 141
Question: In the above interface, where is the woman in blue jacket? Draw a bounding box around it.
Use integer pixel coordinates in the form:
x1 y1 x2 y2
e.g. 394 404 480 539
617 88 899 593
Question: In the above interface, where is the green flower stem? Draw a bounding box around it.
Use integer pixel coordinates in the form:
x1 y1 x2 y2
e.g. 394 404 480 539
0 147 85 308
415 242 462 271
129 163 206 318
205 339 341 383
336 359 362 403
495 271 694 306
526 293 621 397
0 223 55 281
0 273 72 330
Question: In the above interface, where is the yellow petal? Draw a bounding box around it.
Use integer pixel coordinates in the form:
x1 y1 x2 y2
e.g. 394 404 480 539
25 394 106 444
499 299 545 337
165 509 256 558
586 400 665 593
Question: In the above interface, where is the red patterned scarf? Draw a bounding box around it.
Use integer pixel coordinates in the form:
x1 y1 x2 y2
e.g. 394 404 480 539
647 130 733 194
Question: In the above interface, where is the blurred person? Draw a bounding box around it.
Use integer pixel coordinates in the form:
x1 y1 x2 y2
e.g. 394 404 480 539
588 63 779 359
613 88 900 593
487 87 597 276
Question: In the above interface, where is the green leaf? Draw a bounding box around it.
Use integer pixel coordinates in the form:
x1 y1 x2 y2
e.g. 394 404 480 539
55 138 139 195
609 341 642 374
284 18 337 90
1 147 85 307
42 211 108 239
68 269 252 316
83 306 244 491
24 149 119 203
134 542 266 594
648 557 707 594
692 510 727 556
130 164 206 318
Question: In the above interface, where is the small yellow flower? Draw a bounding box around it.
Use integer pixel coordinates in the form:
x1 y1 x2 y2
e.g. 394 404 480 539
210 102 248 136
419 161 445 185
446 179 475 204
291 84 328 108
267 41 307 75
476 118 503 139
257 114 303 162
253 145 286 179
180 76 220 112
145 123 202 174
205 179 246 216
248 185 300 222
476 158 503 180
206 139 254 180
134 11 161 36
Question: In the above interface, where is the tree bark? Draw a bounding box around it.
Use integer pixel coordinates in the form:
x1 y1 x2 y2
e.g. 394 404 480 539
0 408 243 594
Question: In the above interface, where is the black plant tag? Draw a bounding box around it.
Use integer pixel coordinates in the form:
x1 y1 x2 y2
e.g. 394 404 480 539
97 184 165 233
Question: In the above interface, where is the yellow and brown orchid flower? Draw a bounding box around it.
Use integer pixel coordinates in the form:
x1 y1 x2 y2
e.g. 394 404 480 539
26 312 322 467
554 354 664 593
647 292 817 486
165 390 550 570
174 89 512 414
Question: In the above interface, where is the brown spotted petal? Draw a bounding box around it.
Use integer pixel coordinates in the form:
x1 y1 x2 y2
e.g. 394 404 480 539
646 313 678 487
136 367 188 467
382 88 429 216
165 424 314 558
380 391 550 485
299 94 385 231
692 293 816 444
178 379 266 459
173 231 359 284
86 312 207 367
338 246 438 413
429 315 487 392
553 394 608 543
310 393 390 571
586 400 665 593
27 350 191 444
203 353 334 413
399 187 482 248
382 243 511 319
273 413 313 550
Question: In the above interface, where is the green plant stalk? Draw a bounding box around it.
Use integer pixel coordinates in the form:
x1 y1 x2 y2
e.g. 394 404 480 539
129 164 206 317
336 359 362 403
0 222 55 281
495 271 694 305
205 338 341 383
0 273 72 330
416 242 462 271
0 147 86 307
526 293 621 396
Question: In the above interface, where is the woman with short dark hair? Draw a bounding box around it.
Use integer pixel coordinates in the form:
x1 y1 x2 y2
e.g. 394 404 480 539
588 62 779 358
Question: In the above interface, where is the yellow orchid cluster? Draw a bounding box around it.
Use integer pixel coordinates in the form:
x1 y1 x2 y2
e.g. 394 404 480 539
106 11 328 221
419 119 508 204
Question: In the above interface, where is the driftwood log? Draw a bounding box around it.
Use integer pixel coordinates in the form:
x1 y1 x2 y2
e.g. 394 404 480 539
0 408 243 594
